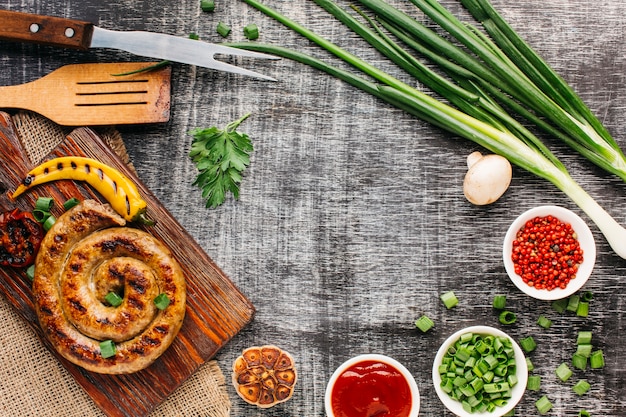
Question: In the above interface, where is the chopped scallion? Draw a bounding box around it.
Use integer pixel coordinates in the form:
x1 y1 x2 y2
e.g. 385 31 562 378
578 410 591 416
105 292 123 307
551 298 568 314
415 315 434 332
519 336 536 353
217 21 231 38
99 340 116 359
200 0 215 12
580 291 594 302
244 23 260 40
440 291 458 309
63 197 80 210
527 375 541 391
576 301 589 317
590 350 605 369
32 209 50 223
555 362 573 382
537 315 552 329
525 357 534 372
498 310 516 325
26 264 35 281
492 294 506 309
566 295 580 312
154 293 171 310
42 214 56 232
572 353 587 371
576 344 592 358
573 379 591 396
577 331 592 345
535 395 553 415
35 196 54 212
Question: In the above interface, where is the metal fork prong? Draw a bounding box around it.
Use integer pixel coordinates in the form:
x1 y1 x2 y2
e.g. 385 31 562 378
206 59 277 82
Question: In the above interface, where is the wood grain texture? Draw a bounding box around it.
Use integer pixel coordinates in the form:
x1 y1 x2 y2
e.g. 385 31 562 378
0 112 254 417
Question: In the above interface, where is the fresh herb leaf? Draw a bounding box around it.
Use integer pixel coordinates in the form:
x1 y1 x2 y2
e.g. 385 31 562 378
189 113 253 208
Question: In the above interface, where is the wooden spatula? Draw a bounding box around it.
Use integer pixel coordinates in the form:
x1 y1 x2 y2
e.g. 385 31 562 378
0 62 171 126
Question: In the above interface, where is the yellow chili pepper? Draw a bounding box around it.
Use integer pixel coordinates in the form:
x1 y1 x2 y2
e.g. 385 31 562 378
11 156 153 224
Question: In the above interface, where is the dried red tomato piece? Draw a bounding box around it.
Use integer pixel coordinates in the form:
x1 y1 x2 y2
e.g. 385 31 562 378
0 209 44 267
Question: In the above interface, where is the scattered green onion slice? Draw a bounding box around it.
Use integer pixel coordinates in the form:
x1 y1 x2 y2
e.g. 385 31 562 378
189 32 200 40
217 21 231 37
527 375 541 391
99 340 116 359
576 344 592 358
525 357 534 372
154 293 171 310
201 0 215 12
492 295 506 309
415 315 434 332
440 291 458 309
26 264 35 281
519 336 536 353
577 331 592 345
555 362 573 382
42 214 56 232
590 350 605 369
35 197 54 212
580 291 594 302
576 301 589 317
572 353 587 370
32 209 51 223
566 295 580 312
551 298 568 314
498 310 516 325
573 379 591 396
63 197 80 210
112 60 170 76
535 395 553 415
578 410 591 416
105 292 123 307
244 23 260 40
537 315 552 329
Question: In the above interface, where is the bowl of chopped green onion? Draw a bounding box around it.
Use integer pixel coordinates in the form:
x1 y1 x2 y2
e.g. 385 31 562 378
432 325 528 416
502 205 596 300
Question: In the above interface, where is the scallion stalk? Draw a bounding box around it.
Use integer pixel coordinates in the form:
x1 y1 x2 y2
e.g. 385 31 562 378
535 395 553 415
572 379 591 396
237 0 626 259
440 291 459 309
415 315 434 332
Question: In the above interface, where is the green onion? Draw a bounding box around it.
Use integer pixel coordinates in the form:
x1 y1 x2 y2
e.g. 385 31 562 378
555 362 573 382
492 295 506 310
573 379 591 396
236 0 626 260
415 315 434 332
576 344 592 358
35 197 54 212
498 310 516 325
572 353 587 371
63 197 80 210
32 209 50 223
105 292 123 307
25 264 35 281
440 291 458 309
42 214 56 232
525 357 534 372
536 316 552 329
112 60 171 76
189 33 200 40
576 301 589 317
580 291 594 302
535 395 553 415
217 21 231 37
244 23 260 40
527 375 541 391
590 350 605 369
566 295 580 312
577 331 592 345
578 410 591 417
201 0 215 12
154 293 171 310
519 336 536 353
99 340 116 359
551 298 568 314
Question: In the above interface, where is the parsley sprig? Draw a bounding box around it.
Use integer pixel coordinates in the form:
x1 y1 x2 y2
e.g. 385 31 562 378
189 113 254 208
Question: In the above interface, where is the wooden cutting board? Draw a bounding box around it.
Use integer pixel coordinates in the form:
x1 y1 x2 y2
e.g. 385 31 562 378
0 112 255 417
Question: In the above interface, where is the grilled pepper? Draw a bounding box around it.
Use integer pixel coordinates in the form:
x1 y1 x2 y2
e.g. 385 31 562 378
11 157 152 224
0 208 44 267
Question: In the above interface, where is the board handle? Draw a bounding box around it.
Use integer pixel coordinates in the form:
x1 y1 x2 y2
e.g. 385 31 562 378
0 9 93 50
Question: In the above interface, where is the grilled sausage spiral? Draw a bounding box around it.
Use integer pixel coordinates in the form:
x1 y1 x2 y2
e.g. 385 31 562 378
33 199 186 374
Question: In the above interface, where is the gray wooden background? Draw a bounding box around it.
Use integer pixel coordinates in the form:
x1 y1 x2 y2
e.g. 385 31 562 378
0 0 625 415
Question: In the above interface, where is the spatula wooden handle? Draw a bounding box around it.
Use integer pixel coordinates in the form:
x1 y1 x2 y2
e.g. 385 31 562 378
0 9 93 50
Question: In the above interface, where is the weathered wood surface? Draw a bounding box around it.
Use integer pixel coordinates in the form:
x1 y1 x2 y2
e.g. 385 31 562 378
0 115 254 417
0 0 625 415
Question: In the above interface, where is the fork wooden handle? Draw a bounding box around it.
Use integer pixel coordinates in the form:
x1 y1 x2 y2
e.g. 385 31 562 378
0 9 93 50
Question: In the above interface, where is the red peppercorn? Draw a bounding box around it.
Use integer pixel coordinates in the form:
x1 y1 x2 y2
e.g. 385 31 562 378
511 215 583 291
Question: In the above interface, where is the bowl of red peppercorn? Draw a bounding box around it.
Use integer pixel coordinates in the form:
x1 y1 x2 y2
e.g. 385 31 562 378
503 205 596 300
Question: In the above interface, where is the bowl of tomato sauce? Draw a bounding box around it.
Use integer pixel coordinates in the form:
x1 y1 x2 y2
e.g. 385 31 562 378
503 205 596 300
325 354 420 417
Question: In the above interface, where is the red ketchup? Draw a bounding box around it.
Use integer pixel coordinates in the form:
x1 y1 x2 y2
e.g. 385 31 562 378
330 360 412 417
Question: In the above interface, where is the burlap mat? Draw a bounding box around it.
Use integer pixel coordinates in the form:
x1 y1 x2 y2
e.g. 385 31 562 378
0 111 231 417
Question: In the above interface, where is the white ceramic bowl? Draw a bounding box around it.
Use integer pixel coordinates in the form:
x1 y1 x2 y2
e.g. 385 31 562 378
432 325 528 417
503 205 596 300
325 354 420 417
